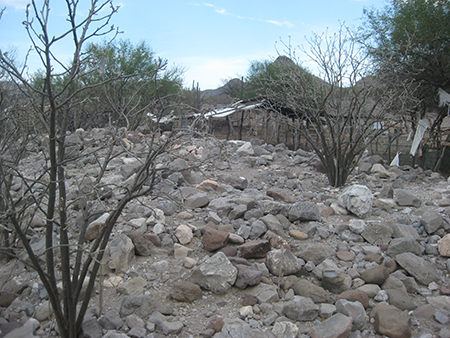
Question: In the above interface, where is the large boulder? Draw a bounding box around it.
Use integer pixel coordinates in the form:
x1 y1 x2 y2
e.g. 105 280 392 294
338 185 374 218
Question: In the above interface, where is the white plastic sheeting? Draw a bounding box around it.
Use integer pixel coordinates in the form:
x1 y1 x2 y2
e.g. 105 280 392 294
439 88 450 114
410 119 429 156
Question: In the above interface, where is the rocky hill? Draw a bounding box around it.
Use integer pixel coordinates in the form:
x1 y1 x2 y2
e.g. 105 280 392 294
1 129 450 338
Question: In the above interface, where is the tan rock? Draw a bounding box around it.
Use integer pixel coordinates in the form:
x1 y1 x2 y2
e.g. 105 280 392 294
289 229 308 240
438 234 450 257
196 179 219 191
175 224 193 245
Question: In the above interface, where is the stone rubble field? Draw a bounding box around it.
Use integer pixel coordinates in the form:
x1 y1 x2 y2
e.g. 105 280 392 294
1 128 450 338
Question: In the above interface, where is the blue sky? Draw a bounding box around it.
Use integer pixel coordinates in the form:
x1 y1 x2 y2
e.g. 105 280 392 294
0 0 384 89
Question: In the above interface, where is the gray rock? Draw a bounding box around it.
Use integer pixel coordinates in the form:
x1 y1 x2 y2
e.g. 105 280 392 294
361 222 393 245
322 269 352 294
361 260 395 286
256 200 287 215
373 304 412 338
391 223 420 239
266 248 302 276
349 219 367 234
234 264 262 289
283 296 319 321
236 142 254 156
102 331 129 338
313 258 340 280
209 197 233 218
341 230 365 243
184 192 209 209
229 204 247 220
223 175 248 190
82 318 102 338
426 296 450 316
382 275 408 294
157 200 178 215
310 313 353 338
98 310 123 330
357 284 381 298
395 252 440 285
119 294 161 318
160 320 184 335
105 233 135 273
291 278 330 303
116 276 146 296
214 318 274 338
272 321 299 338
387 237 423 256
386 289 417 311
3 318 40 338
299 245 328 266
287 201 321 222
421 211 444 234
127 327 147 338
34 300 51 322
245 283 280 303
260 214 285 235
335 299 367 331
394 189 421 207
186 252 237 294
249 220 267 239
338 184 374 218
319 303 337 319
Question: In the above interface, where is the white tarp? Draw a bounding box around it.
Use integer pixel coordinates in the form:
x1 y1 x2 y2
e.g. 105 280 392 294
410 119 429 156
390 152 400 166
439 88 450 114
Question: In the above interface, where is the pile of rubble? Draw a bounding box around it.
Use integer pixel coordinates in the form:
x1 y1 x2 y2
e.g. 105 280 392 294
1 129 450 338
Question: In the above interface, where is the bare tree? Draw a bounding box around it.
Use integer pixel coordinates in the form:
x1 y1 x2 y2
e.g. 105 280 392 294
250 25 420 187
0 1 182 337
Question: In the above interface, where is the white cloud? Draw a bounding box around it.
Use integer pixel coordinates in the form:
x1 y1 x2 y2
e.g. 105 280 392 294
196 3 294 28
266 20 295 28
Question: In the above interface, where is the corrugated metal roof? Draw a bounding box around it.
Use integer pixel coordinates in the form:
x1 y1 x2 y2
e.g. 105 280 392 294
204 101 263 119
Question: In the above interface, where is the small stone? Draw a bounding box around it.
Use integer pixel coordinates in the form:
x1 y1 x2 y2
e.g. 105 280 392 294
283 296 319 321
289 229 308 240
234 264 262 289
372 304 412 338
174 224 193 245
238 239 271 259
239 305 253 317
183 257 197 269
202 228 229 251
438 234 450 257
266 248 302 276
170 281 203 302
336 290 369 309
310 313 353 338
336 250 355 261
206 316 224 332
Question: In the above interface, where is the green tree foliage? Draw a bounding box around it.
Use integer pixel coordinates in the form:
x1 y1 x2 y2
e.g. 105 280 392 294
362 0 450 97
31 39 185 130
